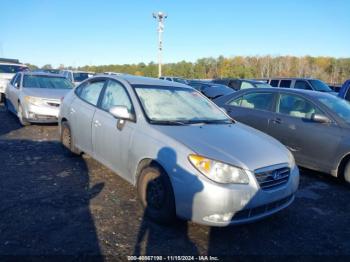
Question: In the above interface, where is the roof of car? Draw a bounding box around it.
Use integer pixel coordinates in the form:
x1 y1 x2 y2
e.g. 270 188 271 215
0 62 27 67
22 71 66 78
266 77 319 81
235 87 335 99
100 75 190 88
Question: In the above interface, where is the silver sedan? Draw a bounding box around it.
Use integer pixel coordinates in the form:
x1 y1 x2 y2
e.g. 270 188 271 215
59 75 299 226
5 72 74 125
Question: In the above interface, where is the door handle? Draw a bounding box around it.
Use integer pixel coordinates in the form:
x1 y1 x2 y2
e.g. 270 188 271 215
271 117 283 124
94 120 101 127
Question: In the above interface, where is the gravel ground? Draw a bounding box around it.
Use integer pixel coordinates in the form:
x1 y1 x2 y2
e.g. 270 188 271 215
0 104 349 260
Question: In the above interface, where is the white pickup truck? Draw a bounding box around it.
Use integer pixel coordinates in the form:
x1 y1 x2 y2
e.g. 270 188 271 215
0 59 28 102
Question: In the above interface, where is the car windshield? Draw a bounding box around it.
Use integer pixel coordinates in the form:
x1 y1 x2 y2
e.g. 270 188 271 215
134 85 231 124
309 80 332 92
0 65 28 73
255 83 273 88
318 95 350 124
23 75 74 89
73 72 89 82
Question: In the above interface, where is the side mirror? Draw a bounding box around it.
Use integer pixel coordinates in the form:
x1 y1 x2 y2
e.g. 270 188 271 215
14 82 20 88
311 113 331 124
109 106 134 121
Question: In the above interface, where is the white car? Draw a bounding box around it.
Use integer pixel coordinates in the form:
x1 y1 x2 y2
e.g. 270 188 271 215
60 70 91 86
0 59 28 102
5 72 73 125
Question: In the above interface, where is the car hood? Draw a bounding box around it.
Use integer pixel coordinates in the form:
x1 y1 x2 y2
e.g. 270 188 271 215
22 88 71 100
0 73 15 81
154 122 291 171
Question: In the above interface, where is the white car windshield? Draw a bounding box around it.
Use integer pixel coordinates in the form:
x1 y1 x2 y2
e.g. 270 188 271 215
23 75 74 89
134 85 231 124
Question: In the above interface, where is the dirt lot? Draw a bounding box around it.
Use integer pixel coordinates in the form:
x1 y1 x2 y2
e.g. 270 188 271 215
0 104 349 259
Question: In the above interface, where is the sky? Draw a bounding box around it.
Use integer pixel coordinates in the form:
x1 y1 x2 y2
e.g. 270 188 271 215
0 0 349 67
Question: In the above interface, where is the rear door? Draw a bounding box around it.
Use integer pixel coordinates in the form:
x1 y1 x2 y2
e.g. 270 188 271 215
224 91 277 133
268 92 342 170
69 79 106 155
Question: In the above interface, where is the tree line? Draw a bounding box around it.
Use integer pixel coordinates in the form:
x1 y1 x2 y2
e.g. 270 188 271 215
28 55 350 84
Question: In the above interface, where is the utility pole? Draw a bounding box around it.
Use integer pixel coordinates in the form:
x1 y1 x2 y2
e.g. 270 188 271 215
152 12 167 78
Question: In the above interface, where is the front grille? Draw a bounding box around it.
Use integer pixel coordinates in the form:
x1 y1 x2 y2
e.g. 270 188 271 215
232 194 294 221
255 166 290 190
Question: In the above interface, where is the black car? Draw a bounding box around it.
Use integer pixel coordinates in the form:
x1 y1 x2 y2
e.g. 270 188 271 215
187 80 234 100
212 78 272 91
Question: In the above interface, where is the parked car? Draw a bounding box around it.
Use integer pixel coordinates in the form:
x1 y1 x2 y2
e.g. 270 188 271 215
4 72 74 125
0 58 28 102
328 83 342 93
60 70 90 86
187 80 234 100
264 77 336 94
338 79 350 101
214 88 350 184
159 76 188 84
59 75 299 226
212 78 272 91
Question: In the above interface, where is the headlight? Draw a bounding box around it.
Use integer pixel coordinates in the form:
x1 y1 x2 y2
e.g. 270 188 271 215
288 150 296 169
188 154 249 184
25 96 44 106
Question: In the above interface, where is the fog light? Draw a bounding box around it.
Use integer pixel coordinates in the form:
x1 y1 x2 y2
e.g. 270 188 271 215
28 112 35 118
203 212 233 223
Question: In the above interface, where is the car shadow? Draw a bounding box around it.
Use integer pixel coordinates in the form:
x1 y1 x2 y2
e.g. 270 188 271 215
0 139 104 257
0 104 22 136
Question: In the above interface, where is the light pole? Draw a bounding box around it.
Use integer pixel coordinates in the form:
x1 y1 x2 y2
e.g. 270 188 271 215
152 11 167 78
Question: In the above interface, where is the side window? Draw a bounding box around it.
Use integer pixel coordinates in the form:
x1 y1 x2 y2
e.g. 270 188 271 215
10 74 19 85
101 80 133 112
345 87 350 101
231 92 274 111
228 97 242 106
229 80 241 90
270 80 279 87
166 78 172 81
277 94 321 119
79 81 105 106
294 80 312 90
14 74 21 88
240 82 255 89
279 80 291 88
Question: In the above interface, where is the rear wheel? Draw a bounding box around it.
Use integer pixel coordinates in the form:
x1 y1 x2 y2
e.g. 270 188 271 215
17 104 30 126
342 160 350 185
60 121 80 156
137 165 176 224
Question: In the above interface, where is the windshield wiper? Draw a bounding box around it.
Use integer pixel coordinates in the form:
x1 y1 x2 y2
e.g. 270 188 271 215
188 119 234 125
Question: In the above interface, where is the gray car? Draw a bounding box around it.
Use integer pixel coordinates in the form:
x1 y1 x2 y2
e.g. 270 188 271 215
214 88 350 184
4 72 74 125
59 75 299 226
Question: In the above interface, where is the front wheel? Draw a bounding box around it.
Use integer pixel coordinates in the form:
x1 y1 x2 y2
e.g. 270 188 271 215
137 165 176 224
17 104 30 126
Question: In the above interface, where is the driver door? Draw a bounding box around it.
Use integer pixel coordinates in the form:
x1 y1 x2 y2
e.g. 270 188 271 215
92 79 136 182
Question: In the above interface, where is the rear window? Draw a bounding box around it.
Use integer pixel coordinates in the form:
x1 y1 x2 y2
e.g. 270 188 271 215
270 80 279 87
0 65 28 74
23 75 74 89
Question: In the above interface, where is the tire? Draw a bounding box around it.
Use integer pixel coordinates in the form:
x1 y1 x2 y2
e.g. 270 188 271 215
60 121 80 156
342 160 350 185
17 103 30 126
0 93 3 103
137 165 176 224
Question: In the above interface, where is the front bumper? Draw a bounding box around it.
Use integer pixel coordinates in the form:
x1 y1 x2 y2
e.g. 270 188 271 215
173 165 299 227
23 103 60 123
